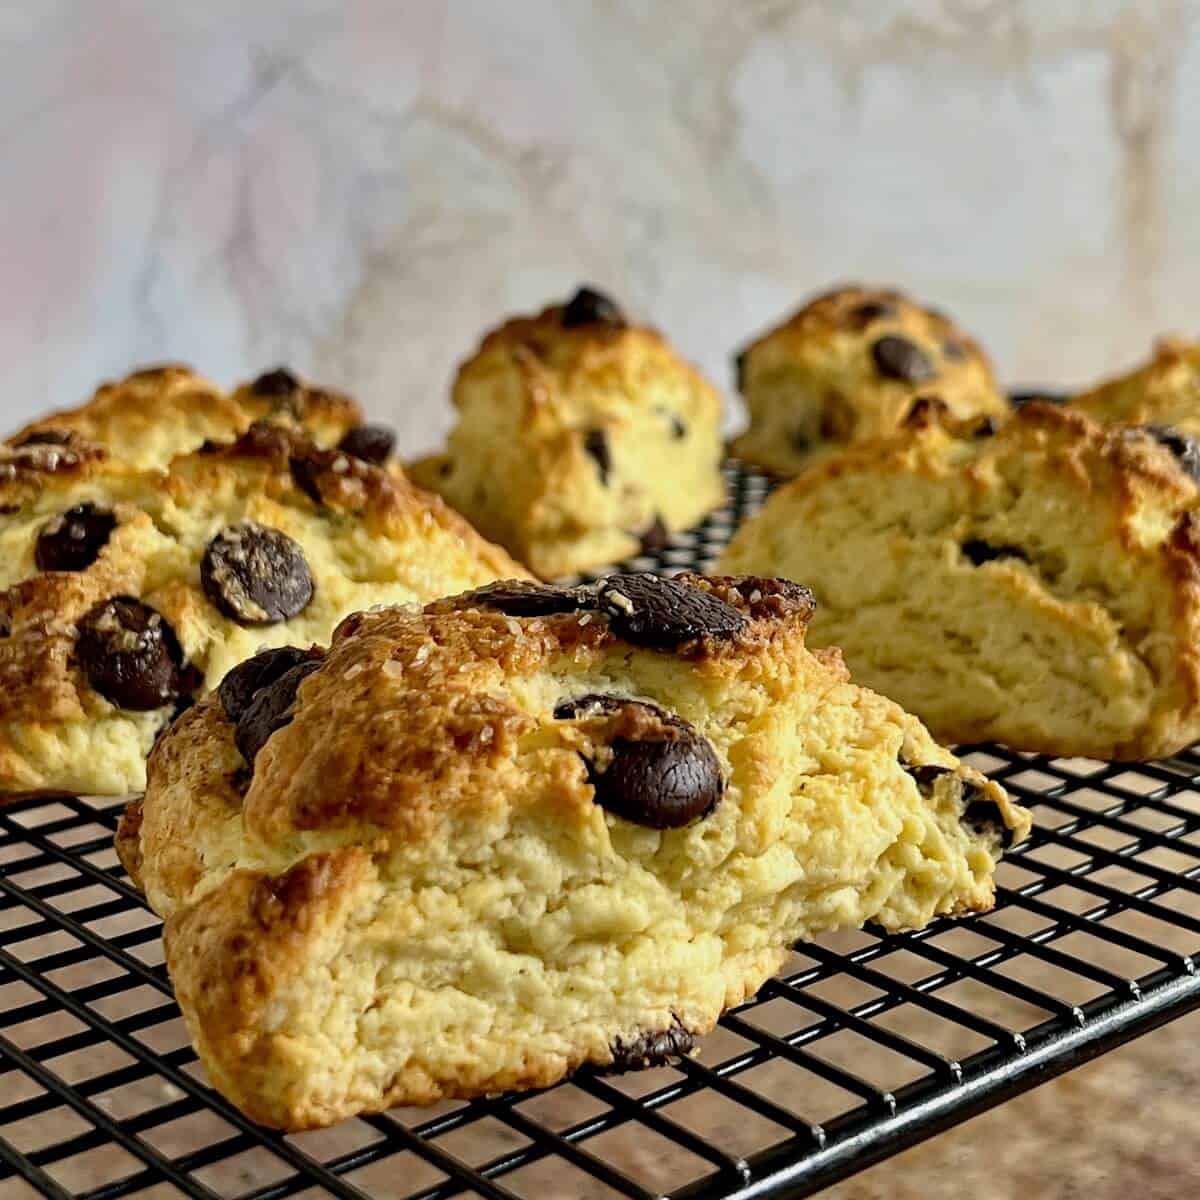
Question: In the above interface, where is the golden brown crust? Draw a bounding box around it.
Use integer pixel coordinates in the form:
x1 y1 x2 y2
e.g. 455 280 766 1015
1071 336 1200 435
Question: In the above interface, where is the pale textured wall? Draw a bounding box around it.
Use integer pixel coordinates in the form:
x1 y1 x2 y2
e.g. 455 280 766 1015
2 1 1197 452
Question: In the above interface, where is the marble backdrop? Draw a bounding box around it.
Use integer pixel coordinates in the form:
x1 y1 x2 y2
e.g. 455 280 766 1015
2 0 1198 453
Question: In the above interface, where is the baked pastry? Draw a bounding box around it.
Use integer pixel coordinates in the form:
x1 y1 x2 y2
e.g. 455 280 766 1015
408 287 725 577
8 364 382 470
1070 335 1200 436
721 402 1200 759
118 571 1029 1129
0 424 525 797
730 285 1008 477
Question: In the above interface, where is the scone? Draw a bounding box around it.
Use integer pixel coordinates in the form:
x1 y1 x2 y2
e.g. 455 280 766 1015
730 284 1008 477
721 403 1200 760
408 287 725 577
118 571 1029 1129
8 364 384 470
0 424 525 797
1070 335 1200 436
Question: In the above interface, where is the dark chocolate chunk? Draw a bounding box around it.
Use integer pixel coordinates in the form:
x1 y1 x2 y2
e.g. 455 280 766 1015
962 790 1014 849
1143 424 1200 482
606 1018 695 1073
871 335 937 385
584 429 612 485
249 367 300 397
849 300 898 327
555 694 724 829
11 429 75 448
639 514 670 554
35 503 117 572
201 522 315 626
234 660 321 764
218 646 321 725
289 454 325 505
472 580 591 618
337 424 395 465
597 573 747 648
76 597 196 711
961 539 1029 567
561 286 625 329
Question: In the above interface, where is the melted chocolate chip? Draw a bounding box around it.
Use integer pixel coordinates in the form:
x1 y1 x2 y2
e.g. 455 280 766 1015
201 522 315 626
555 694 724 829
584 430 612 485
76 597 196 711
35 503 117 572
901 396 948 429
849 300 898 328
606 1019 695 1073
338 424 395 465
11 429 75 448
218 646 321 725
639 515 670 554
971 415 1002 438
1143 425 1200 482
234 660 321 764
597 574 747 649
472 581 591 618
561 286 625 329
249 367 300 397
961 539 1030 567
871 335 937 385
289 454 325 505
962 790 1014 849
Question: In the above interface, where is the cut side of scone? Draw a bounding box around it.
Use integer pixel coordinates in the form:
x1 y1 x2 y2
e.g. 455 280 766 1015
7 364 371 471
119 572 1029 1129
730 284 1008 478
721 403 1200 760
1070 335 1200 437
0 425 527 797
409 286 726 577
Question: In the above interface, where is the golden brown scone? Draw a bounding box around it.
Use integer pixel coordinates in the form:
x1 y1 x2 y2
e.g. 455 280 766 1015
1070 335 1200 436
0 425 526 797
120 572 1029 1129
721 403 1200 760
409 287 725 577
730 284 1008 477
8 364 371 470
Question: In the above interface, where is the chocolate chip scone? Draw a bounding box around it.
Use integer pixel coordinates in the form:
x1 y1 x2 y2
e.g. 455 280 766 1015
730 285 1007 477
408 287 725 577
8 364 379 470
721 403 1200 760
1070 335 1200 437
0 425 526 797
117 572 1029 1129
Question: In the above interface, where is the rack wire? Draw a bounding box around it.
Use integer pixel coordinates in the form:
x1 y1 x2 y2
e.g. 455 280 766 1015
3 460 1200 1200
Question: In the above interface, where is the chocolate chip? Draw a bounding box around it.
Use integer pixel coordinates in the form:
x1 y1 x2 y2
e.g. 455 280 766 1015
1142 425 1200 482
669 414 687 440
338 424 395 465
942 339 968 361
555 694 724 829
871 335 937 384
201 522 314 626
639 515 670 554
11 429 75 448
249 367 300 397
234 660 321 764
561 286 625 329
733 348 748 392
472 580 591 618
35 503 117 572
218 646 321 725
76 597 196 711
901 396 948 429
849 300 897 327
961 539 1029 567
971 415 1002 438
289 454 325 506
584 430 612 485
962 789 1014 849
606 1018 695 1073
597 574 747 648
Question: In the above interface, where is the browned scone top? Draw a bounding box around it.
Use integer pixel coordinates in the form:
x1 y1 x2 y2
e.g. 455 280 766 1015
730 284 1007 478
0 423 527 798
1070 335 1200 437
722 401 1200 759
124 571 1028 1129
8 364 366 471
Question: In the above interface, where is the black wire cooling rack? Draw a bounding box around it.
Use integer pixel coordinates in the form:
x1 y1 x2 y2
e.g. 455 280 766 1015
4 461 1200 1200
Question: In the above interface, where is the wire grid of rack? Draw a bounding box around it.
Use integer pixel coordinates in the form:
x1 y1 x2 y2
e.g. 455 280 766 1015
3 460 1200 1200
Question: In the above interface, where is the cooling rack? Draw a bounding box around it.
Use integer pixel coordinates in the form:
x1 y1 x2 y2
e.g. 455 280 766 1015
3 460 1200 1200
